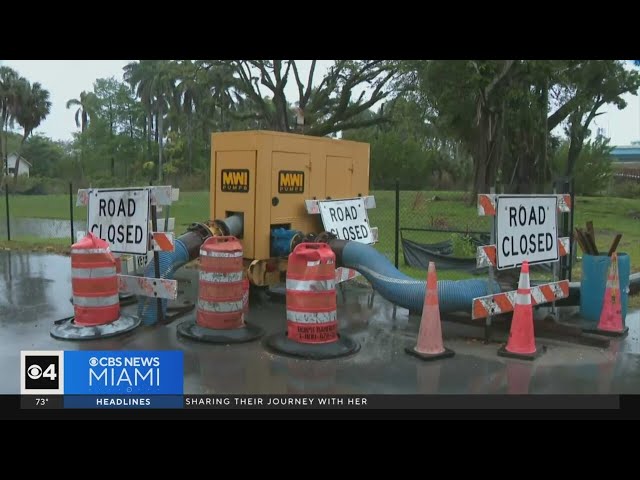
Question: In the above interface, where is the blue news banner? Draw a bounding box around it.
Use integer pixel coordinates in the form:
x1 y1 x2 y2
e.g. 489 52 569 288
20 350 184 409
20 350 621 410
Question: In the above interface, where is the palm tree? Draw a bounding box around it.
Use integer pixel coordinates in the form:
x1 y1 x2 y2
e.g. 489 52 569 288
12 80 51 183
123 60 156 163
152 63 177 183
174 60 205 174
124 60 176 183
0 66 19 183
66 91 97 132
205 62 240 130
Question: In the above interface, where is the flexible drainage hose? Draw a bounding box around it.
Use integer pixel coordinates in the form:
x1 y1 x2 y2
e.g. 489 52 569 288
330 239 500 314
137 222 213 325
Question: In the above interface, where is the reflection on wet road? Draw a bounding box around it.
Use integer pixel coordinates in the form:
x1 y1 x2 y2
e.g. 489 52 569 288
1 251 639 395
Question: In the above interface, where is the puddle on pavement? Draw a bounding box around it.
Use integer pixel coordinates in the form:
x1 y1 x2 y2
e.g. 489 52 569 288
0 217 74 239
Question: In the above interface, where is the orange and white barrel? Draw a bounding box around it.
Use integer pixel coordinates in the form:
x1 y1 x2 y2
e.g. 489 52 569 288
242 276 250 315
286 242 337 344
197 236 245 329
113 254 122 274
71 232 120 326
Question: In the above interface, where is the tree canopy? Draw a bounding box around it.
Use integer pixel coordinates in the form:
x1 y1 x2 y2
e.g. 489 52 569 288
5 59 637 197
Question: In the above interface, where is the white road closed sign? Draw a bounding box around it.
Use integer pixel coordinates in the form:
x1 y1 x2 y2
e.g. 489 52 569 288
87 188 150 255
495 195 558 270
318 198 373 244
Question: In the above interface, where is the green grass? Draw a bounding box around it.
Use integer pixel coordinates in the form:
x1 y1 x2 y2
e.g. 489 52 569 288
0 236 71 255
2 189 639 281
1 194 89 222
369 190 640 278
0 192 212 232
571 196 640 275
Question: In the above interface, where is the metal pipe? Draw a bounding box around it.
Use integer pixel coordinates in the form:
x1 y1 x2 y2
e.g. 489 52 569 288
212 214 244 238
151 204 163 324
568 178 576 281
179 223 215 260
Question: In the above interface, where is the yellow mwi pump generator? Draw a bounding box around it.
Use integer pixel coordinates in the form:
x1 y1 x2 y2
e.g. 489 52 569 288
208 130 371 286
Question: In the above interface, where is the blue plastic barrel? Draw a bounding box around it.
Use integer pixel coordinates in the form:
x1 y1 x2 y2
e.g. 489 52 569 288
579 253 630 325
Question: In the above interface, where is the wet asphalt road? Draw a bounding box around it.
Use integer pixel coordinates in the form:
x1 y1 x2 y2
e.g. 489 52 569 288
1 250 639 395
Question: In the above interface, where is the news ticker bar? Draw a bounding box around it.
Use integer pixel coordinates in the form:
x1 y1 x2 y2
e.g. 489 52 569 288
21 394 621 410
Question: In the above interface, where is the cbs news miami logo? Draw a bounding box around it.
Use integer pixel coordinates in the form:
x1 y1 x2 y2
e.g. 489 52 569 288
20 350 184 396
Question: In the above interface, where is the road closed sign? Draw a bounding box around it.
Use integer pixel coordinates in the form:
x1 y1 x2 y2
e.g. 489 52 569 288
318 198 373 244
87 188 150 255
495 195 558 270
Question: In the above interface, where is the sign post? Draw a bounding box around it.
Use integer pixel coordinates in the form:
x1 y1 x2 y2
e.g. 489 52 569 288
150 203 163 324
486 187 496 343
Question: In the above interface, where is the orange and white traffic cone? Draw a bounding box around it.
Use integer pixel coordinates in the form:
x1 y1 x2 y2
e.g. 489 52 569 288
498 261 542 360
405 262 455 361
586 253 629 337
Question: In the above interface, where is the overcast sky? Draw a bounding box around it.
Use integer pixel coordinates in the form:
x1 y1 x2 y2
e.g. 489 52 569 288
1 59 639 146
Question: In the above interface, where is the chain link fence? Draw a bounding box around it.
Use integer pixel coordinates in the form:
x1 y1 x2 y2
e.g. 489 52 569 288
0 182 79 246
0 177 575 283
367 178 575 282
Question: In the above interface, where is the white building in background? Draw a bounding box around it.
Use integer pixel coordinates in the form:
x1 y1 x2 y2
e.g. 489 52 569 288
2 153 31 177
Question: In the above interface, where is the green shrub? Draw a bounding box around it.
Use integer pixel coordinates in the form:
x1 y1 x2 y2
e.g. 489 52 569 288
617 181 640 199
174 172 210 191
552 136 613 196
451 233 476 257
6 175 68 195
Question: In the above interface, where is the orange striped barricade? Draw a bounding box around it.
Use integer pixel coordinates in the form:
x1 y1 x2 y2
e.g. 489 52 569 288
113 253 136 306
51 232 140 340
266 242 360 360
177 236 263 344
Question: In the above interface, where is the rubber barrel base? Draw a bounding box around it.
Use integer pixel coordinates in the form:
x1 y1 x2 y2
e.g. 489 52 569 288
177 320 264 344
50 314 140 341
266 332 360 360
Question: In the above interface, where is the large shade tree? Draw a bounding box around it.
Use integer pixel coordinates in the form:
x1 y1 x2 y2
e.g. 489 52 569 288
400 60 640 200
199 60 400 136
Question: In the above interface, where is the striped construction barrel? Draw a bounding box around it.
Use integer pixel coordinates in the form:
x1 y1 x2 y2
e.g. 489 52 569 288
197 236 245 329
265 242 359 359
71 232 120 326
113 254 122 274
242 276 250 314
286 242 337 344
